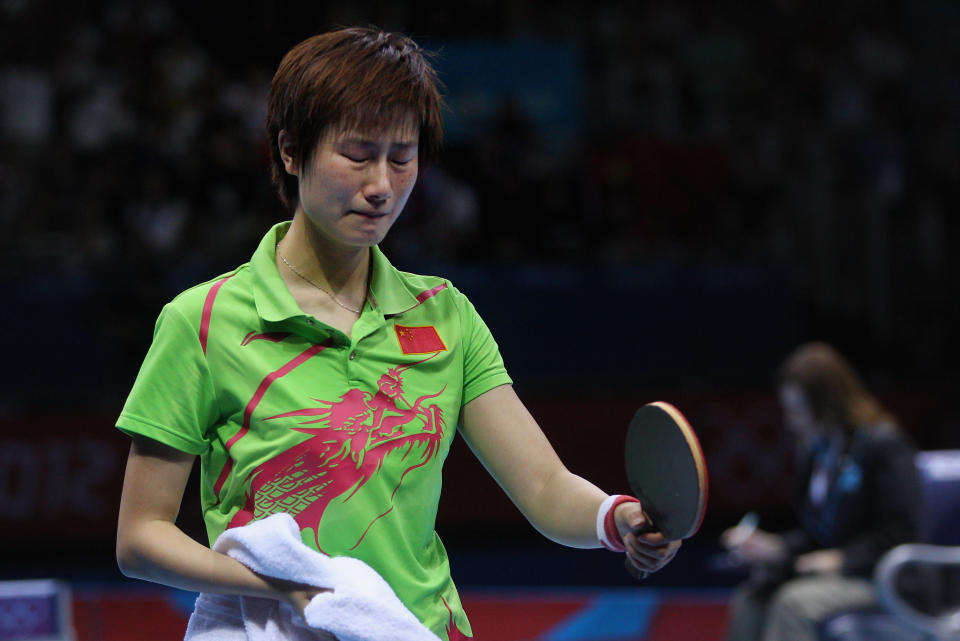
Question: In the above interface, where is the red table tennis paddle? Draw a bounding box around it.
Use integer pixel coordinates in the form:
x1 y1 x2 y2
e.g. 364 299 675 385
623 401 708 578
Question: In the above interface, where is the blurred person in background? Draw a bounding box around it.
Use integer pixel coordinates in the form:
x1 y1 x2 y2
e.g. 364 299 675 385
722 341 920 641
113 26 678 641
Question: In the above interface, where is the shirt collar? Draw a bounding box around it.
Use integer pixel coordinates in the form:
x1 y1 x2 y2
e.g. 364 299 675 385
251 221 420 321
251 221 304 323
368 245 420 316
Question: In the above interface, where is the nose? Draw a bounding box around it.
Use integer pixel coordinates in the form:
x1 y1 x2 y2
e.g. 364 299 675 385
363 160 392 207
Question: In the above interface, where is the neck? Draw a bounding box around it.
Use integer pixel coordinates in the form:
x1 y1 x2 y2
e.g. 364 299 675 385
279 213 371 300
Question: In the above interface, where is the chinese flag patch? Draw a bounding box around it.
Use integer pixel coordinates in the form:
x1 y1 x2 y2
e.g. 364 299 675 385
395 324 447 354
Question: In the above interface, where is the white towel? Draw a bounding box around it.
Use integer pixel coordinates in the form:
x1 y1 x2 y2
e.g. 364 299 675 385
184 513 442 641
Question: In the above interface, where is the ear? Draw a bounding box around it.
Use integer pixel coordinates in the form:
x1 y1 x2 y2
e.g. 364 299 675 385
278 130 298 176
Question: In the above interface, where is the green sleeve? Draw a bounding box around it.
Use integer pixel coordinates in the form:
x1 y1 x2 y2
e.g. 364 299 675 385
455 287 512 406
116 304 219 455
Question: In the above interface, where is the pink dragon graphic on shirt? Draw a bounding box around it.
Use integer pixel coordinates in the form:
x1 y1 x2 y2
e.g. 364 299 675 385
227 355 446 552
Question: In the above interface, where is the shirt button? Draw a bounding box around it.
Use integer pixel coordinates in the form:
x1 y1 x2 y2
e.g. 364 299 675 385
349 351 357 360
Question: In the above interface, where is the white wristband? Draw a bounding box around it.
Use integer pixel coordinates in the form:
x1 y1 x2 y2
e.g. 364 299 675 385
597 495 625 552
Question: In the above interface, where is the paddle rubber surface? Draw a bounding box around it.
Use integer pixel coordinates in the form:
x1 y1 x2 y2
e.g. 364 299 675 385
624 401 708 540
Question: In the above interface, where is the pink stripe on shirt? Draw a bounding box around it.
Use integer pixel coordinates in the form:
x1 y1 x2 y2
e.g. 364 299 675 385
199 275 236 354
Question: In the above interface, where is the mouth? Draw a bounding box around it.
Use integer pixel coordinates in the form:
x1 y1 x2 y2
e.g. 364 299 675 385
348 210 389 219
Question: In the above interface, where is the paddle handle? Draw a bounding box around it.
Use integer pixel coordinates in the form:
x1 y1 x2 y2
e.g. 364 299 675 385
623 519 657 580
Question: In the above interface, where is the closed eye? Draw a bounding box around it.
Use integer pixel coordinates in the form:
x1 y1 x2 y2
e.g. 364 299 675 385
336 138 418 166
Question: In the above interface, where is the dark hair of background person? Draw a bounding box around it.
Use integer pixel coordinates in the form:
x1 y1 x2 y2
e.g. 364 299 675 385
778 342 899 433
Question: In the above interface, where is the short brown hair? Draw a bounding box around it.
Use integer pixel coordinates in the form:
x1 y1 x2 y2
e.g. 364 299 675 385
779 342 897 431
266 27 445 210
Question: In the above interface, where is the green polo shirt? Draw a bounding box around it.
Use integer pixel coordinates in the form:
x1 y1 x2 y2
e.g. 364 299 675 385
117 221 511 640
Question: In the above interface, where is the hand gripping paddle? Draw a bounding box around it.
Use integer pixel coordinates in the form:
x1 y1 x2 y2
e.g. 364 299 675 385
623 401 709 578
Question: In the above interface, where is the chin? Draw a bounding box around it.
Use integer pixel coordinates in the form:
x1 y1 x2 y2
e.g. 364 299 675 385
342 231 388 249
349 221 395 246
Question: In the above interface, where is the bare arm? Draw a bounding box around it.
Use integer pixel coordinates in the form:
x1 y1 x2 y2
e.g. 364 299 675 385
460 385 680 571
116 436 327 611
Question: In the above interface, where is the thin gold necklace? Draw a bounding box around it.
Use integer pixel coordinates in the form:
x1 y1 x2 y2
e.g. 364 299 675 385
276 242 364 314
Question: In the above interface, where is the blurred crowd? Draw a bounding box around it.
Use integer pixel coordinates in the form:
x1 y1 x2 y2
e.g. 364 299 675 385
1 0 957 388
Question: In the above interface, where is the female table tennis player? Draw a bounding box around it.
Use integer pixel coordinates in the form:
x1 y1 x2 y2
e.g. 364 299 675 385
114 27 681 640
721 342 920 641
